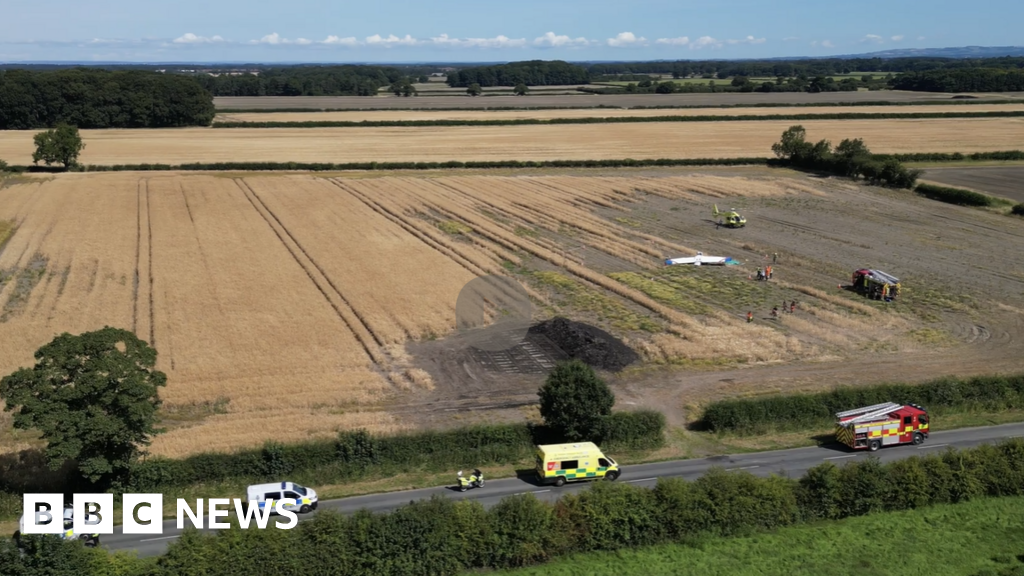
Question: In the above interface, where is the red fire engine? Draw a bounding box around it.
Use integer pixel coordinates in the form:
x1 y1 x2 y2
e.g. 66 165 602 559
835 402 929 451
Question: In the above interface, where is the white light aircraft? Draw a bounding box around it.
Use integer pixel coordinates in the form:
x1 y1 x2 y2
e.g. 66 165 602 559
664 252 733 266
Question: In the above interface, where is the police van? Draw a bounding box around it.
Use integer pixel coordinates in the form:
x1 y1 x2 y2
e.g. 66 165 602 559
535 442 620 486
246 481 318 514
16 507 99 547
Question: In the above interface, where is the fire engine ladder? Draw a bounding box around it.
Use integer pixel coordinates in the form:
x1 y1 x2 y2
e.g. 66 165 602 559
835 402 902 423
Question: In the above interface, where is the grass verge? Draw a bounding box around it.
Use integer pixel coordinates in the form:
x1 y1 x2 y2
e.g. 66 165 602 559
490 495 1024 576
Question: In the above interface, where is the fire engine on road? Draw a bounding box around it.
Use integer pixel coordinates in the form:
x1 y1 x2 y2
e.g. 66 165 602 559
835 402 929 451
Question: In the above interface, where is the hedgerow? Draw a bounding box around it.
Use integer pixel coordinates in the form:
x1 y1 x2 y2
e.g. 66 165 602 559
1012 203 1024 216
8 439 1023 575
212 110 1024 128
699 373 1024 434
4 150 1018 174
0 411 663 500
4 157 771 174
915 183 995 207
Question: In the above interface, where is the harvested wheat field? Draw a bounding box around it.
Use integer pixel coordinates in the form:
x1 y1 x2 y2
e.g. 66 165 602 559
215 104 1024 124
2 169 1023 454
1 118 1023 165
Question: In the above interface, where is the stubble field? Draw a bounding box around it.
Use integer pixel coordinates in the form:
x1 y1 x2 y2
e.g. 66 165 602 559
2 168 1022 456
0 118 1022 165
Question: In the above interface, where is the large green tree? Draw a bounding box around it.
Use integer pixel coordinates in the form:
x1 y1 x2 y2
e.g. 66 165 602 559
538 360 614 441
32 124 85 169
0 327 166 482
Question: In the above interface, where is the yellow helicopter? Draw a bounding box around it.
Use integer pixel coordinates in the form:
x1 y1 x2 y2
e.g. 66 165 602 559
712 205 747 228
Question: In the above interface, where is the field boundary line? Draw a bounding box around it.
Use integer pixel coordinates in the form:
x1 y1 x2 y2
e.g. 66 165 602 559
234 178 387 365
133 179 141 335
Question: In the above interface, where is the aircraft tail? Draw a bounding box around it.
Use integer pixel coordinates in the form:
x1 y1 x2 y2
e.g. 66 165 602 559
712 204 720 217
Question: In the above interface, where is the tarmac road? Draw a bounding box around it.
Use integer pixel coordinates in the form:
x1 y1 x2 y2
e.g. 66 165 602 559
102 422 1024 557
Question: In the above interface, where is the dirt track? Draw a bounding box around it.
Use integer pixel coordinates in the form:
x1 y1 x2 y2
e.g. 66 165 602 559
214 91 1024 110
922 166 1024 203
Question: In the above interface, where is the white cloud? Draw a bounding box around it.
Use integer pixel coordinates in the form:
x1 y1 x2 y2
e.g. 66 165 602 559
365 34 418 47
655 36 690 46
782 36 799 41
891 35 904 42
533 31 591 48
253 32 283 45
727 35 766 45
173 33 225 44
250 32 318 45
607 32 647 47
861 34 884 44
430 33 527 48
822 40 835 48
321 35 359 46
689 36 722 50
917 35 926 41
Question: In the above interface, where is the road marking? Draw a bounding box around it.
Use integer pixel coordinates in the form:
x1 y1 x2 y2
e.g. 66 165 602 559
824 455 857 460
625 477 658 483
512 490 551 496
917 443 948 450
139 535 180 542
726 465 760 471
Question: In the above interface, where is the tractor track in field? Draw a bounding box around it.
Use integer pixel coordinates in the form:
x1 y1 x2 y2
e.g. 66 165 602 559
235 178 387 366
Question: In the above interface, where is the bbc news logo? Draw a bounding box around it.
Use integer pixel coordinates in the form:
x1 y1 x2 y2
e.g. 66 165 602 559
23 494 299 534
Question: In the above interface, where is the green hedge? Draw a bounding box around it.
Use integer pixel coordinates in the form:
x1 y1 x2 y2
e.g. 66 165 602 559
212 110 1024 128
916 183 996 206
4 150 1019 175
1011 203 1024 216
0 412 663 498
699 373 1024 434
8 439 1022 575
4 157 771 174
888 150 1024 162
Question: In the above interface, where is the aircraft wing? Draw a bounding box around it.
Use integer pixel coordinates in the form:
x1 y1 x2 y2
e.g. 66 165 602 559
665 255 729 266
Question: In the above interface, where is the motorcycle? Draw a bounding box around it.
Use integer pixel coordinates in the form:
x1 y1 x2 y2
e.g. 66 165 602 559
457 469 485 492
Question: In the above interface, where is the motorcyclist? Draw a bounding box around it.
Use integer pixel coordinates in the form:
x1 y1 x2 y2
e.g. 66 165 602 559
457 469 485 491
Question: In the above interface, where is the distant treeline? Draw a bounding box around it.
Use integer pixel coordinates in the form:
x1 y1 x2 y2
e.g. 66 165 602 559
585 56 1024 79
0 69 215 129
196 66 406 96
212 110 1024 129
446 57 1024 91
445 60 591 87
891 68 1024 92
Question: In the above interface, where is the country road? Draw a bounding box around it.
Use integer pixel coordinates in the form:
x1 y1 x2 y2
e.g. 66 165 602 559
102 422 1024 558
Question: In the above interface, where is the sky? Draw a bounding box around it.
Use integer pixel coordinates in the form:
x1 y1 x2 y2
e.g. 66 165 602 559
0 0 1020 63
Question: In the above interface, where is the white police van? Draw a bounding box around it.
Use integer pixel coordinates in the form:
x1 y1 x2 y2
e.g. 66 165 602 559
246 481 318 514
16 507 99 547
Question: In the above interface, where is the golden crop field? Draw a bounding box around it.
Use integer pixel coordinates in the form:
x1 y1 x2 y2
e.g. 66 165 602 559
0 118 1022 165
215 104 1024 123
0 170 959 456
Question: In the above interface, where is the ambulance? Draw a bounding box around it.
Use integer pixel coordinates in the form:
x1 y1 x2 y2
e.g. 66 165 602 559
535 442 620 486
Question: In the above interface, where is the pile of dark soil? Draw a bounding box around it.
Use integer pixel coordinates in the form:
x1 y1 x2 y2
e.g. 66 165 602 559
527 317 639 372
